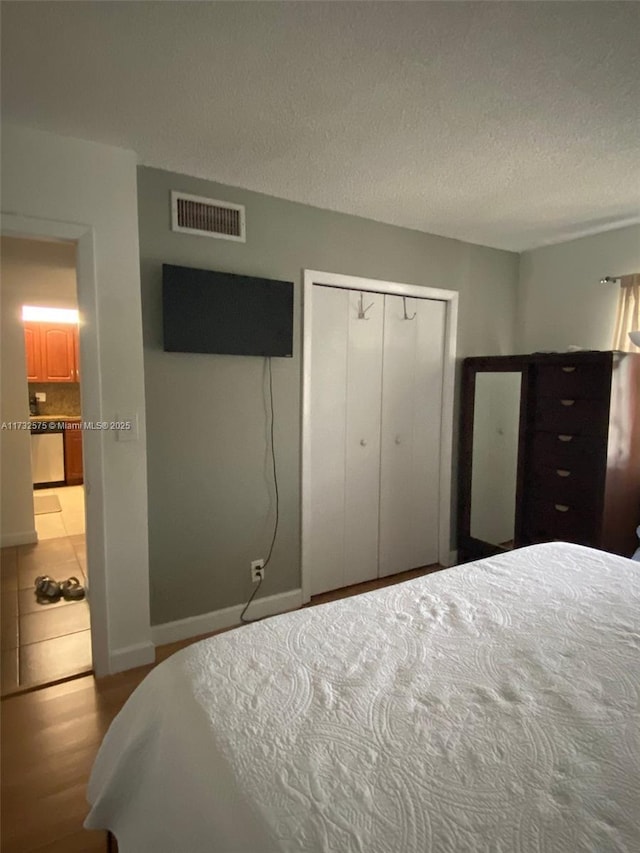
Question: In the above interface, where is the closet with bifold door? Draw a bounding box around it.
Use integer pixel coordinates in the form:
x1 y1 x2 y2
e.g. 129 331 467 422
308 284 446 597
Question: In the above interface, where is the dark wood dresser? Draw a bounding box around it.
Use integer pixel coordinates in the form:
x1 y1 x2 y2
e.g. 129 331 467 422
458 351 640 561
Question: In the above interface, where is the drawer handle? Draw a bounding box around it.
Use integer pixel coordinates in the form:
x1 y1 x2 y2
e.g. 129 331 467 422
560 399 576 407
554 504 570 513
561 366 576 373
558 434 574 442
556 469 571 477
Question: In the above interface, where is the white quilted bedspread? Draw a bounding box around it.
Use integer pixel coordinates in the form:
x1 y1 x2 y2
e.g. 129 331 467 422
85 543 640 852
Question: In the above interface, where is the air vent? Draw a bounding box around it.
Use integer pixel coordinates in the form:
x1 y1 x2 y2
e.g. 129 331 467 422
171 191 246 242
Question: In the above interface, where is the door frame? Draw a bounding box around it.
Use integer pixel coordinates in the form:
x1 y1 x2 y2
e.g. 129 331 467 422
2 214 110 675
301 269 459 604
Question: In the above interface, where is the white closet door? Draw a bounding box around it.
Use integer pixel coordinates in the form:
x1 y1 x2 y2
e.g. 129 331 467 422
308 286 383 596
378 295 446 577
309 286 348 596
344 289 384 587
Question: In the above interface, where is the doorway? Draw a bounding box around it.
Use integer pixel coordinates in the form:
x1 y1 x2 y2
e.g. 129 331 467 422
1 236 91 695
301 270 458 603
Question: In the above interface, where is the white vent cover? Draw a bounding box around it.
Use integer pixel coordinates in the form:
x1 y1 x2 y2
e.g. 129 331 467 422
171 191 246 242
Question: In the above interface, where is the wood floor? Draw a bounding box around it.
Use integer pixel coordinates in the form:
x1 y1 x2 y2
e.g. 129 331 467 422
1 564 442 853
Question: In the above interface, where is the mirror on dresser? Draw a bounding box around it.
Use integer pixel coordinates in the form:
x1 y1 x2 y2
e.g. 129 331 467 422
458 356 529 562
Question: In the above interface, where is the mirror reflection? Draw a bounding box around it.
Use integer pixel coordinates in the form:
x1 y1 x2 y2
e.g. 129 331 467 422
470 372 522 548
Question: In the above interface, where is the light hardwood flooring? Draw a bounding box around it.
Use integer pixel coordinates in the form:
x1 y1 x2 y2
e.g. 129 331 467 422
1 563 442 853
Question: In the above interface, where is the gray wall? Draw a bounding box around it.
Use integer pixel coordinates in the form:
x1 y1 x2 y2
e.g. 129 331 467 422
517 225 640 353
138 166 519 625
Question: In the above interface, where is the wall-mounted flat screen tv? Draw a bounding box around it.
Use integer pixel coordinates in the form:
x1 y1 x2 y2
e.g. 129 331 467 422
162 264 293 357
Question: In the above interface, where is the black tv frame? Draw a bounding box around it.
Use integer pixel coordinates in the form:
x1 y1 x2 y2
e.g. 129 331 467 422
162 264 294 357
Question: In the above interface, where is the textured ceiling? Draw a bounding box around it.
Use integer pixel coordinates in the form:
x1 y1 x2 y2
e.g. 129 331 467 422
2 2 639 251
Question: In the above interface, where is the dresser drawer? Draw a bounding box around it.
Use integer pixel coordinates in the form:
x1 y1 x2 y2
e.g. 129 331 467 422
532 396 609 435
522 498 598 546
528 431 606 470
535 362 610 399
530 465 602 507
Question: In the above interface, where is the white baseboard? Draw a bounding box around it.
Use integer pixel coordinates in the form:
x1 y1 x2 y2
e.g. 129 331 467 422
108 642 155 674
151 588 303 647
1 529 38 548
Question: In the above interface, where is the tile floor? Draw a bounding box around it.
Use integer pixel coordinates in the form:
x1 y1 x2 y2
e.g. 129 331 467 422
1 486 91 697
33 485 86 539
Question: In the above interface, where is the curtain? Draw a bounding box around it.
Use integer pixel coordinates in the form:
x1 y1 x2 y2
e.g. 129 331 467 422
612 274 640 352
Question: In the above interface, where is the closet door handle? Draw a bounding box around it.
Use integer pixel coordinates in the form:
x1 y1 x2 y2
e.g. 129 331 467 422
394 436 402 445
554 504 570 513
560 399 576 407
556 469 571 478
561 366 576 373
360 439 368 447
558 434 574 442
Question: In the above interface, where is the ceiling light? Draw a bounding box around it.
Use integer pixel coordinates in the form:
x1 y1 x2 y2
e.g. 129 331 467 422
22 305 79 324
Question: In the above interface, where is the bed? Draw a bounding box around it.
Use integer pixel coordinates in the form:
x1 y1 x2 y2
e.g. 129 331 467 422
85 543 640 852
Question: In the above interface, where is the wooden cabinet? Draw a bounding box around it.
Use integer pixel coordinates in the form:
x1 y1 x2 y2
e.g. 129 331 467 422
41 324 77 382
23 323 43 381
520 353 640 557
63 426 83 485
459 351 640 561
24 322 80 382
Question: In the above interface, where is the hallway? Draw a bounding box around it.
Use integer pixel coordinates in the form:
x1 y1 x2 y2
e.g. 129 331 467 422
1 486 91 696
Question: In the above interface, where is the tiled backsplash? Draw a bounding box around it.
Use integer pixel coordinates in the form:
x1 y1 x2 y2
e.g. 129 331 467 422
29 382 82 416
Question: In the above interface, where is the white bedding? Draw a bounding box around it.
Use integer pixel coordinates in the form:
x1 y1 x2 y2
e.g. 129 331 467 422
85 543 640 852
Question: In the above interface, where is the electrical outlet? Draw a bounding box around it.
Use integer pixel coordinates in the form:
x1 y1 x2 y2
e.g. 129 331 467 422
251 559 265 583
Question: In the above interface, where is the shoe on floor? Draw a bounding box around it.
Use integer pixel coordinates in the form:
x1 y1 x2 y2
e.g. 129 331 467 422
60 576 86 601
34 575 62 601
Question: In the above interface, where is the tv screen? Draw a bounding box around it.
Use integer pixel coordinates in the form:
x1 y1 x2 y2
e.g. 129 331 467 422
162 264 293 357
